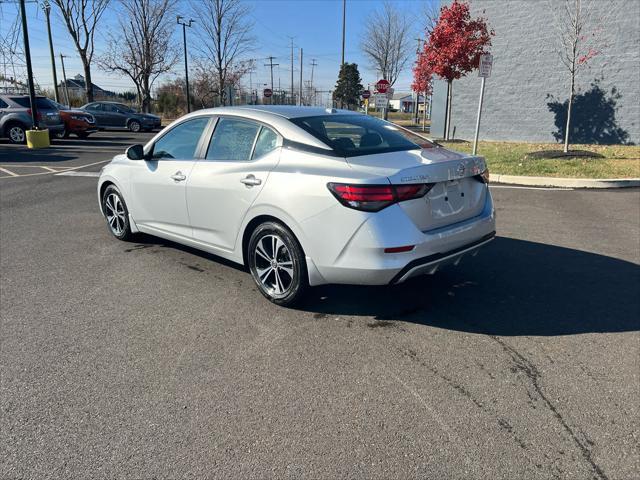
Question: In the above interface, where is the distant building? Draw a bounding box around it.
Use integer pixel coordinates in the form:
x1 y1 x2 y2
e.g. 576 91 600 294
430 0 639 144
388 93 425 113
58 74 113 99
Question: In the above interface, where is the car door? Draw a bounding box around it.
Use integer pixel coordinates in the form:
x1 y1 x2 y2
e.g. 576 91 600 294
128 115 212 240
85 103 106 127
186 117 282 251
102 104 125 127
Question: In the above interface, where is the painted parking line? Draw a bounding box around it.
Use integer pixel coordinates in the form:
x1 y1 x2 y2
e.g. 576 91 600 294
0 167 19 177
0 159 110 179
55 171 100 177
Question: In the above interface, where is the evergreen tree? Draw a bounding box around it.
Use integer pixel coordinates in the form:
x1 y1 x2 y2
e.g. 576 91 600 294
333 63 364 110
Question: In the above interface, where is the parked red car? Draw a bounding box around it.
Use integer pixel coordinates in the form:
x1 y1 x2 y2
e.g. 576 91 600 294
51 101 98 139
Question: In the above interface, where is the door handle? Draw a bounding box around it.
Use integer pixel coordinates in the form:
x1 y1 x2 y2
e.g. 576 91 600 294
240 174 262 187
170 171 186 182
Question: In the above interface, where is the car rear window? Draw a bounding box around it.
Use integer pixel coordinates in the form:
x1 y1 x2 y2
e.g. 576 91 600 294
10 97 56 109
289 114 436 157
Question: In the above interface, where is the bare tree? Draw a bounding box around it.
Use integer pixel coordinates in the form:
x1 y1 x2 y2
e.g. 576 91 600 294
361 1 411 86
98 0 178 112
422 0 441 35
551 0 607 152
190 0 254 106
52 0 110 102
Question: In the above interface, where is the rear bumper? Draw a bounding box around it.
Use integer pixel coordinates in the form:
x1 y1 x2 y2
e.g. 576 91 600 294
389 232 495 284
311 187 496 286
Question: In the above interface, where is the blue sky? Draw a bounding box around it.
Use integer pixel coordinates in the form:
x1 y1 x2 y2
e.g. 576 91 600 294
1 0 436 101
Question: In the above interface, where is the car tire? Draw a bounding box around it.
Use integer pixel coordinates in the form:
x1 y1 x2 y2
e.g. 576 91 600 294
128 120 141 132
6 123 26 144
76 132 90 139
53 129 67 139
102 185 134 241
248 221 308 307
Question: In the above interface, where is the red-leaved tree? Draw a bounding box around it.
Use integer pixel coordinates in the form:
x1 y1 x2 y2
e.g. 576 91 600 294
412 54 433 130
420 0 493 139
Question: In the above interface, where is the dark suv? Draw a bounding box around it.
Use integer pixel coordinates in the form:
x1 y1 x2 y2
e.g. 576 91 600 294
80 101 161 132
0 95 65 144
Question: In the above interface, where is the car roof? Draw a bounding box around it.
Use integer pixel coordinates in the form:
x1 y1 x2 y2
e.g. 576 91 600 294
163 106 360 153
231 105 357 119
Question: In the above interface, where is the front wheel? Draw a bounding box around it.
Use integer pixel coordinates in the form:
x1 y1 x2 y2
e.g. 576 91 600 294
102 185 134 241
248 222 308 306
128 120 141 132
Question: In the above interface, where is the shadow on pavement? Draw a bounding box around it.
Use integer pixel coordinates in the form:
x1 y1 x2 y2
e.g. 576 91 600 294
128 233 639 336
297 237 640 336
0 148 76 164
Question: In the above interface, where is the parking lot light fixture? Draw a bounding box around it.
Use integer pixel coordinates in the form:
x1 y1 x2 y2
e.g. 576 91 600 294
177 16 195 113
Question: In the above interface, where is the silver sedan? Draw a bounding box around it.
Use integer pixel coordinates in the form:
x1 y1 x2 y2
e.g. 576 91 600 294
98 106 495 306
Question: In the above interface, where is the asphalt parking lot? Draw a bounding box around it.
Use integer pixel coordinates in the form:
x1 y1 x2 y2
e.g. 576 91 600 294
1 132 639 479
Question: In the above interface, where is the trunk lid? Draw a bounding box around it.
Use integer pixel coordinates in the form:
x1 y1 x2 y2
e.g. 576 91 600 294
346 147 488 231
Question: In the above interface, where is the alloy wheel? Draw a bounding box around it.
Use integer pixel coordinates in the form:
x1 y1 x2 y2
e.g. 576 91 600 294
254 234 295 296
104 192 126 236
9 126 25 143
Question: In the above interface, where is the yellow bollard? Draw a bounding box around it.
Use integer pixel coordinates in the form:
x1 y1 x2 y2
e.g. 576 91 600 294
26 129 50 149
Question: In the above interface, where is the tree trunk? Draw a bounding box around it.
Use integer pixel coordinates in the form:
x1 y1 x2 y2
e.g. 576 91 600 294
83 61 93 103
142 76 151 113
563 76 574 153
445 80 453 141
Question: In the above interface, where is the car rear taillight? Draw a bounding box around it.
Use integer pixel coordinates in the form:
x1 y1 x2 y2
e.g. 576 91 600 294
26 109 42 121
475 167 490 184
327 182 434 212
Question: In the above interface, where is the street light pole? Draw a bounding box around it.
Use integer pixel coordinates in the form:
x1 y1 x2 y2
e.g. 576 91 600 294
177 16 194 113
341 0 346 67
42 1 59 103
19 0 38 128
59 54 70 106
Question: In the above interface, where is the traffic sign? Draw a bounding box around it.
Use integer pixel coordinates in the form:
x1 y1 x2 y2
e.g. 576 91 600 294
478 54 493 78
361 90 371 99
374 93 387 109
375 79 390 94
263 88 273 98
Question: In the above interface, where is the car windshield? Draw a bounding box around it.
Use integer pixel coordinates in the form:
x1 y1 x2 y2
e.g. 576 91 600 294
10 97 56 109
289 114 436 157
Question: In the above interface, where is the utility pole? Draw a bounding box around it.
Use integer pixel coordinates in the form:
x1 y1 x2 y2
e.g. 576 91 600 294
19 0 37 129
177 16 194 113
309 59 317 106
341 0 346 66
59 54 69 106
264 56 278 104
298 48 303 106
288 37 295 105
42 1 59 103
413 37 423 124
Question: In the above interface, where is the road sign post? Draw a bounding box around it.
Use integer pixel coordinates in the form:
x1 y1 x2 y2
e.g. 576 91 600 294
375 79 390 119
473 54 493 156
361 90 371 115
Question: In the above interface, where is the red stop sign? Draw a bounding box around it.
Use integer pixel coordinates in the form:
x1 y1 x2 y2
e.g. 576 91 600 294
361 90 371 99
263 88 273 98
375 79 390 93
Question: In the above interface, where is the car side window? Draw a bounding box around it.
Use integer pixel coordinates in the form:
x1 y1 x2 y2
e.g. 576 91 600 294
252 127 279 159
151 117 210 160
206 118 260 161
86 103 102 111
0 99 8 109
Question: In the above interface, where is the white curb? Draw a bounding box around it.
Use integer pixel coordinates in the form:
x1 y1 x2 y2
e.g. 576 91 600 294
490 174 640 189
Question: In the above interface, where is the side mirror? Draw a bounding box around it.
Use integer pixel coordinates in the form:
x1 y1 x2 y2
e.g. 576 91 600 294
126 144 145 160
